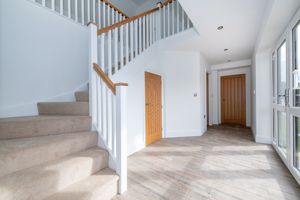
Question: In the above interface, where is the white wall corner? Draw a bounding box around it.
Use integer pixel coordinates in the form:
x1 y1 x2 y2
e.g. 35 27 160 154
255 134 272 144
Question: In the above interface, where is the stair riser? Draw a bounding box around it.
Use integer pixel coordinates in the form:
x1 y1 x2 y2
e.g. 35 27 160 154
75 91 89 102
0 117 91 140
0 149 108 200
0 132 97 177
38 102 89 116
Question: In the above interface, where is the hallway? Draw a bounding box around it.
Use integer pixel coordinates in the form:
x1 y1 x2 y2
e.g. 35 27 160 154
114 126 300 200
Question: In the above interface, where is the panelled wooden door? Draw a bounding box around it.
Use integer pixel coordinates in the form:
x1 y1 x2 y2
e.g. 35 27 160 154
145 72 162 146
221 74 246 126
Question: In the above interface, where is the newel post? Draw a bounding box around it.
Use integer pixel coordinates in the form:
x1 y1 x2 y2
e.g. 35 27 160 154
115 84 128 194
88 22 98 128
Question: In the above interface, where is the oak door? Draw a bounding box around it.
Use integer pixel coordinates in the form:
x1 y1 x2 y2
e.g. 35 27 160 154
145 72 162 145
221 74 246 126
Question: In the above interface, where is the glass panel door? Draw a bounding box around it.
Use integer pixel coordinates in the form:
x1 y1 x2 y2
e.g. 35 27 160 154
276 41 288 156
292 21 300 173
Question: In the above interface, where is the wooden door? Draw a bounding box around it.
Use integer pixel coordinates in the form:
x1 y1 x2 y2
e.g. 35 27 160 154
221 74 246 126
145 72 162 146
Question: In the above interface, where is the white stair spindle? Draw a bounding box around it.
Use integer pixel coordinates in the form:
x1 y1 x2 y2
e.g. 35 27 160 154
81 0 85 25
51 0 55 11
187 15 190 29
87 0 90 22
150 14 153 45
60 0 63 15
68 0 71 18
176 0 179 33
172 1 175 35
143 17 146 51
75 0 78 22
112 96 116 157
107 5 111 26
125 23 129 64
98 1 101 28
42 0 45 7
138 18 142 54
111 9 115 24
103 2 106 27
120 25 124 68
168 4 170 37
108 30 112 76
162 5 165 38
107 92 112 149
182 3 185 31
152 13 155 43
130 22 133 61
92 0 95 22
145 15 148 48
114 27 118 73
134 20 138 57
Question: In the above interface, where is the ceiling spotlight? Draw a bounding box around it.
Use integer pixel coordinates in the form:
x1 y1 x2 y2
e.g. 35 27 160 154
217 26 224 30
224 48 229 51
227 60 231 62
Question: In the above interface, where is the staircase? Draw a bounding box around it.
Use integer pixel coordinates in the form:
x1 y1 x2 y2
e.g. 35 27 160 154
0 0 194 199
0 91 119 200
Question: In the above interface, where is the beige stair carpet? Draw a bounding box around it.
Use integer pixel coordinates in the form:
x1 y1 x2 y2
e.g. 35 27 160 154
0 116 91 139
0 132 97 177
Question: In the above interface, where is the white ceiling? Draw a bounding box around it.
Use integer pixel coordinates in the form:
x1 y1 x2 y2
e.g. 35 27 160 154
177 0 270 65
130 0 156 6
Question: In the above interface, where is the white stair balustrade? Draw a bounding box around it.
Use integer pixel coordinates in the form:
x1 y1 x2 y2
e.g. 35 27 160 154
29 0 128 29
87 0 193 194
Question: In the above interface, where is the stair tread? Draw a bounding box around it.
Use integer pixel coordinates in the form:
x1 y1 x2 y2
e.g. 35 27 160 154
44 168 119 200
0 132 97 177
0 147 108 200
0 115 91 140
38 102 89 116
0 115 90 122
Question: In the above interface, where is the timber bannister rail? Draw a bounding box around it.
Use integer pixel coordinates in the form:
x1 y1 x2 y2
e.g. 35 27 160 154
93 63 128 94
97 0 175 35
101 0 129 18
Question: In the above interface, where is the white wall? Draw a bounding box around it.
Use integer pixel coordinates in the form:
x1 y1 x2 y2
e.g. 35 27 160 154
111 44 163 155
0 0 89 118
252 49 273 143
162 51 208 138
111 43 209 155
209 63 252 127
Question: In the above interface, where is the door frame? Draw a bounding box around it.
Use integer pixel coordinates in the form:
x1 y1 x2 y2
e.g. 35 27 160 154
220 74 246 126
144 71 163 146
271 9 300 184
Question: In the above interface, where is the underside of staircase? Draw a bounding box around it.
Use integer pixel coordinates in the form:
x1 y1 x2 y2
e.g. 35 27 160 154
0 91 119 200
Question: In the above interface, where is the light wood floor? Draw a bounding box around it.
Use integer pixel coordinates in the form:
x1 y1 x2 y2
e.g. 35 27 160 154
114 126 300 200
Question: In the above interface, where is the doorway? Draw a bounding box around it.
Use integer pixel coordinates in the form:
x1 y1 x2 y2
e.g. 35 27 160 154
145 72 162 146
221 74 246 126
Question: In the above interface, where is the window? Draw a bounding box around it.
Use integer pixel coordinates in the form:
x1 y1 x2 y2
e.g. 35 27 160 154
293 21 300 107
277 41 287 105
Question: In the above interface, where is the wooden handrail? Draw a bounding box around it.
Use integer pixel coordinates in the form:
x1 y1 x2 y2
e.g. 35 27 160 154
100 0 129 18
93 63 128 94
97 0 176 35
98 7 158 35
162 0 175 6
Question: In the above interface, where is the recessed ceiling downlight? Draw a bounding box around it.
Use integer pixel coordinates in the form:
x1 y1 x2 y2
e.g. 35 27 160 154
217 26 224 30
224 48 229 51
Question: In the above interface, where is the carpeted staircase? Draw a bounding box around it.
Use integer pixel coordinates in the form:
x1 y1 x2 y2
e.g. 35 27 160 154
0 91 119 200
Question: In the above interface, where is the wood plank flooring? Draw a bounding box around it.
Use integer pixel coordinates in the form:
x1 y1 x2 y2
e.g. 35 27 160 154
114 126 300 200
